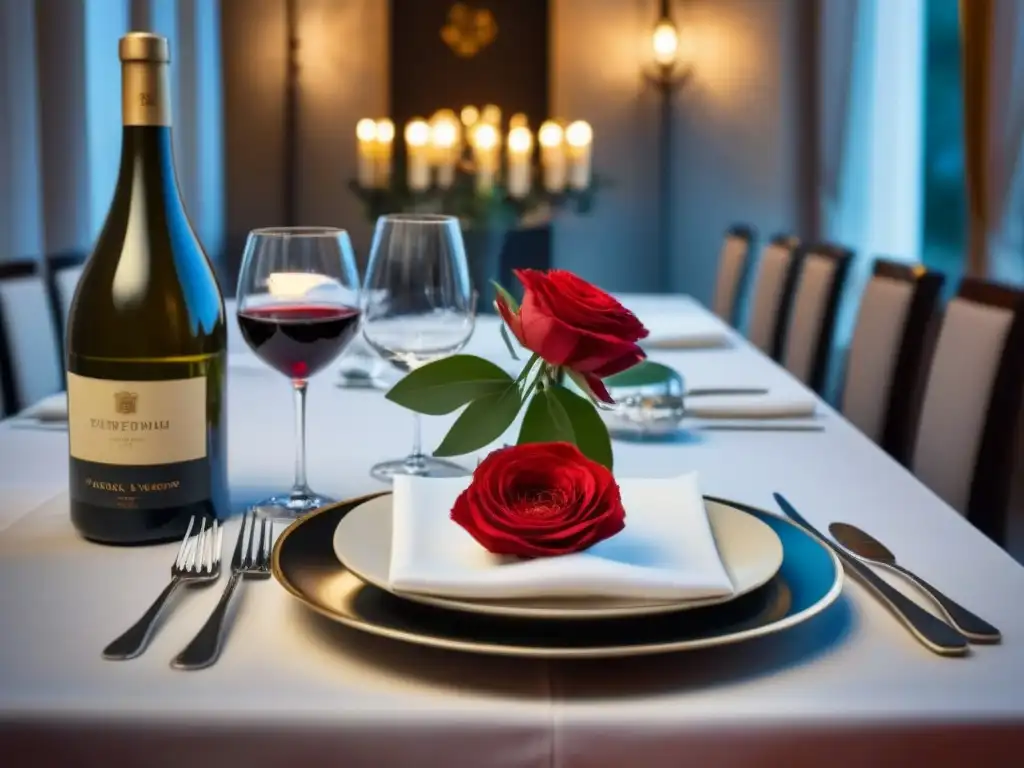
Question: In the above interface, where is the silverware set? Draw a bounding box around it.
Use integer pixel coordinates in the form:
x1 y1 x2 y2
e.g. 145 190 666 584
607 387 826 437
102 509 272 669
773 493 1000 657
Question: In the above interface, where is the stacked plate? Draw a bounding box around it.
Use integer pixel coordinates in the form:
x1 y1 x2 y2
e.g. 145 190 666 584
271 492 844 659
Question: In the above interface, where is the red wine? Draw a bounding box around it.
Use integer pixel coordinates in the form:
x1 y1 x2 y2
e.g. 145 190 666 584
238 304 360 378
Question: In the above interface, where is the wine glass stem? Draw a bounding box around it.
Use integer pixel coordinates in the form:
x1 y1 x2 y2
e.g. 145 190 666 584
292 379 309 492
403 415 428 475
410 412 424 461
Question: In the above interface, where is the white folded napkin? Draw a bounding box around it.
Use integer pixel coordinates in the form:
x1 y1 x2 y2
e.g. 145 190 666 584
18 392 68 422
388 472 735 601
640 314 730 349
685 395 817 419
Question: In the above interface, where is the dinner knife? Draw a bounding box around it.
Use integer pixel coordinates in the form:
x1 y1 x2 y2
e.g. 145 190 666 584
697 423 824 432
772 493 969 657
828 522 1000 643
685 388 770 397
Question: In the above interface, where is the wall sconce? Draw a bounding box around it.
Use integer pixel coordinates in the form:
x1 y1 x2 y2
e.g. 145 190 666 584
644 0 689 289
645 0 691 92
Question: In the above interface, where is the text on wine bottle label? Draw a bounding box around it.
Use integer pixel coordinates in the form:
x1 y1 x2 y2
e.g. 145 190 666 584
67 373 207 465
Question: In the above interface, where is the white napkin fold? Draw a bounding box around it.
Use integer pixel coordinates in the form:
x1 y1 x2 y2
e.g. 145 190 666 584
19 392 68 422
685 395 817 419
388 472 735 601
640 314 730 349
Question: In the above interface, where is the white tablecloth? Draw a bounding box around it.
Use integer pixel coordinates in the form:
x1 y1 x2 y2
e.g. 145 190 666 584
1 294 1023 766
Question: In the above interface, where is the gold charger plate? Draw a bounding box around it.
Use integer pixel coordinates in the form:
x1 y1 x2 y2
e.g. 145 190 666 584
271 492 843 659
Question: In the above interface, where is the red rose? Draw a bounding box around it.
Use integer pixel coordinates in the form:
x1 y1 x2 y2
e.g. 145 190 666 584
451 442 626 558
496 269 648 403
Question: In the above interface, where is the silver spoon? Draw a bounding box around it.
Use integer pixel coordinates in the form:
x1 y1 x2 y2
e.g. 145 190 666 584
829 522 1000 643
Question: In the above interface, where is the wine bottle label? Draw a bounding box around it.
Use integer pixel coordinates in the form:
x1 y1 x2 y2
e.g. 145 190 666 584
67 372 209 510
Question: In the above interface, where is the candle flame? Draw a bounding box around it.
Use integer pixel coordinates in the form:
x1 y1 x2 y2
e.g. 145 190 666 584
356 118 377 142
508 126 533 154
405 118 430 147
473 122 499 151
431 119 458 149
565 120 592 148
481 104 501 125
460 105 479 127
376 118 395 144
538 121 564 148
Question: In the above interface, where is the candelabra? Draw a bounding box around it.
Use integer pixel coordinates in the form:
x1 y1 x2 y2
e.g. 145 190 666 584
350 107 601 230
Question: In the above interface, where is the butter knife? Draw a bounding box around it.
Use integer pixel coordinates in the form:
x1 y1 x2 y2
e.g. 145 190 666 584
828 522 1000 643
772 493 969 656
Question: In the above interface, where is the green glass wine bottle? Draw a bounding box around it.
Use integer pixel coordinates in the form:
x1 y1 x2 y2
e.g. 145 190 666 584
65 32 228 544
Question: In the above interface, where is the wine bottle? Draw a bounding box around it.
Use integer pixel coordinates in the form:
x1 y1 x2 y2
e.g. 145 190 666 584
65 32 228 545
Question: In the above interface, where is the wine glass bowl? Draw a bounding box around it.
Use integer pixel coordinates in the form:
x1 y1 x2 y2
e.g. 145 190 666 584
235 227 361 516
361 214 477 482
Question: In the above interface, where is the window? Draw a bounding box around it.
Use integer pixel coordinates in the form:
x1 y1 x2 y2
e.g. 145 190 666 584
921 0 966 290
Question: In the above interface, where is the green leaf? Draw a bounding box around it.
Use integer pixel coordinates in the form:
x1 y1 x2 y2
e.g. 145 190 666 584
550 384 614 470
490 280 520 313
499 322 520 360
601 360 678 389
385 355 514 415
432 383 522 457
517 387 575 446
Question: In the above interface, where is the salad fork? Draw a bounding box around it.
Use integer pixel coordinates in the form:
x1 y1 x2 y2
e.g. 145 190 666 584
171 511 272 670
103 516 223 660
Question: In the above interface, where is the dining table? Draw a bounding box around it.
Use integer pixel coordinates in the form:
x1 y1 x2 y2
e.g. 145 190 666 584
1 293 1022 767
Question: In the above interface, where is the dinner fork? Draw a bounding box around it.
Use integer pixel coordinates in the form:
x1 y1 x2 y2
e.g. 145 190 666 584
102 516 222 660
171 511 272 670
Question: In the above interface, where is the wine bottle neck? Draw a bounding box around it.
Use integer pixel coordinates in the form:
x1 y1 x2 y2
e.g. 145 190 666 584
114 126 185 215
121 60 171 127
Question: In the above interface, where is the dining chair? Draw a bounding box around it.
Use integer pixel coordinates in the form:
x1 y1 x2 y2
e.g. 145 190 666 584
777 243 852 394
710 224 756 326
744 234 802 359
44 251 87 384
840 260 944 464
45 251 86 341
910 277 1024 546
0 258 64 415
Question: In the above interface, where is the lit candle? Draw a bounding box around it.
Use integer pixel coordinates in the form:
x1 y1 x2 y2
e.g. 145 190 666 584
472 122 499 194
460 105 479 129
509 112 529 130
482 105 503 154
430 111 459 189
356 118 377 188
481 104 501 127
375 118 394 187
459 107 478 162
506 125 533 199
538 120 566 193
404 118 431 192
565 120 593 190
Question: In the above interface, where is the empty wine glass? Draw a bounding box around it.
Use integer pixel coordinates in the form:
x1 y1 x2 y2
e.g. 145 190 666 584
362 214 477 481
236 227 361 516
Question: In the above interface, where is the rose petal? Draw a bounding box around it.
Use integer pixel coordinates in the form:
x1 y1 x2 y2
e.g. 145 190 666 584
495 296 527 347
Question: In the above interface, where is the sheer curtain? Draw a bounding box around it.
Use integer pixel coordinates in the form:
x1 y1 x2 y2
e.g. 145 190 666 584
816 0 859 243
0 0 224 263
960 0 1024 283
818 0 924 399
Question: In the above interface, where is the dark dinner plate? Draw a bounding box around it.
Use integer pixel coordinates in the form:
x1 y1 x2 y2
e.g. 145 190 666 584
271 492 843 658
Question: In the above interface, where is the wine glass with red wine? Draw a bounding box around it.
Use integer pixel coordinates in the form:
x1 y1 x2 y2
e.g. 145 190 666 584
362 214 477 481
236 227 361 516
